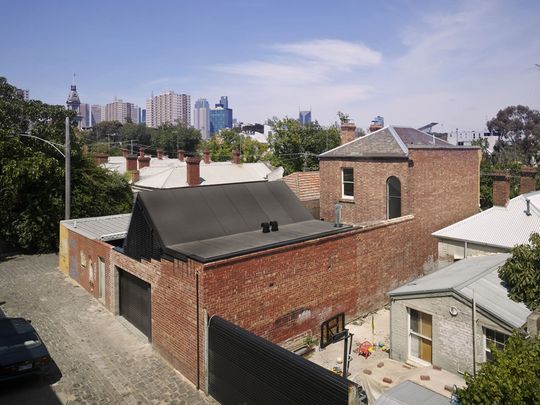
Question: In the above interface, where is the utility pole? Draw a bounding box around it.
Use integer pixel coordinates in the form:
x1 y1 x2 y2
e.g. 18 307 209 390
303 151 308 172
65 117 71 220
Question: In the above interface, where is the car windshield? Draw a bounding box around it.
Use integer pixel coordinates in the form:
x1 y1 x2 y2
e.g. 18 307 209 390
0 332 41 353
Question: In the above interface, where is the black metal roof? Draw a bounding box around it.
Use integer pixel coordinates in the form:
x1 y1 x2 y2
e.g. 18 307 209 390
124 181 351 263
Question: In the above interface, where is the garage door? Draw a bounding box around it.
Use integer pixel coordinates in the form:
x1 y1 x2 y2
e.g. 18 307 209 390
119 269 151 339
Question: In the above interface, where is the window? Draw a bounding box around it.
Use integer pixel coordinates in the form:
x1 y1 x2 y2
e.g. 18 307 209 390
409 308 432 363
484 328 509 362
387 176 401 219
342 168 354 198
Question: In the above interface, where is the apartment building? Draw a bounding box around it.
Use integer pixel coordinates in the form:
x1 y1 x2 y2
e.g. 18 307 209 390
146 91 191 128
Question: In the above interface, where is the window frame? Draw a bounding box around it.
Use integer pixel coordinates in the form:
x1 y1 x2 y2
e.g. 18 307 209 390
484 327 510 362
408 307 433 365
386 176 401 219
341 167 354 199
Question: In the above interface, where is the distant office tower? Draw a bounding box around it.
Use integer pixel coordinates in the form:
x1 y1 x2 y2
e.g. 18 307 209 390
210 97 233 135
105 99 139 124
299 110 312 126
145 91 191 128
140 109 146 126
91 105 103 126
194 98 210 139
16 89 30 101
79 103 91 128
66 83 83 128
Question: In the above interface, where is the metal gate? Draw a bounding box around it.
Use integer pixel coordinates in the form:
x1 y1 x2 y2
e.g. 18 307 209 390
119 269 152 339
208 316 362 405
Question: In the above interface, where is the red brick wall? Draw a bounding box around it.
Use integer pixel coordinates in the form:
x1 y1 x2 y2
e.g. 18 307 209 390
319 159 411 224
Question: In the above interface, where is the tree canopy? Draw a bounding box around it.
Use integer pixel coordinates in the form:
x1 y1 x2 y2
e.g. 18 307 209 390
201 129 269 163
457 332 540 404
0 77 133 252
498 232 540 311
267 117 340 175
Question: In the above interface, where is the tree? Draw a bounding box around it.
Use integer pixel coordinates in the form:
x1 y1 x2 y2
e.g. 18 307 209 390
498 233 540 311
0 77 133 252
267 117 340 175
337 111 350 124
487 105 540 165
457 332 540 404
151 123 201 156
201 130 269 163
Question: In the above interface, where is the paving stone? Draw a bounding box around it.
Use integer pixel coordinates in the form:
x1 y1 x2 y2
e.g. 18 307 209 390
0 254 211 404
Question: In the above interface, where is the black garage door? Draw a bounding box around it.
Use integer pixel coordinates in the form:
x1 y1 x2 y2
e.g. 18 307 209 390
119 269 151 339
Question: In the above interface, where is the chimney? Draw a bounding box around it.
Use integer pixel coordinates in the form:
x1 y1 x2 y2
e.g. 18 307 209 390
131 170 140 183
340 123 356 145
177 149 185 162
232 149 241 164
122 148 129 158
203 149 210 164
138 155 150 170
126 154 138 172
186 156 201 186
138 147 145 158
520 166 537 194
157 148 163 160
93 153 108 165
492 170 510 207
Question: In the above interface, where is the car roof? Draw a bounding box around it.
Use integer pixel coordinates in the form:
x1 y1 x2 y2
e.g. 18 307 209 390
0 318 36 336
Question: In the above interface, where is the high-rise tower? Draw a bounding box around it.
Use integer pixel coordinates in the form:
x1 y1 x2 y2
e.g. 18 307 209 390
194 98 210 139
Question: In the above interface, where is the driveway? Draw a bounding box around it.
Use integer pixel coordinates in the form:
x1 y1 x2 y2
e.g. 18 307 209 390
0 254 210 405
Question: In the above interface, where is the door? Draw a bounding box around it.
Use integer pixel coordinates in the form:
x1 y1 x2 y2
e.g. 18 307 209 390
119 269 152 339
409 308 432 363
98 257 105 301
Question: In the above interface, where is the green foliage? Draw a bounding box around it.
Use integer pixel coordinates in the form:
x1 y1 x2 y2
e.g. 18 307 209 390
0 77 132 252
457 332 540 404
150 123 202 156
202 130 269 163
337 111 350 124
267 117 340 175
498 233 540 310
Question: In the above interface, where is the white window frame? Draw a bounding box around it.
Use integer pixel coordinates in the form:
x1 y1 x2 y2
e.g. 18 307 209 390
484 327 510 362
407 307 433 365
341 168 354 199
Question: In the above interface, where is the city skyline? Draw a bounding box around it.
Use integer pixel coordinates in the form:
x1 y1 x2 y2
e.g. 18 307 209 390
2 1 540 131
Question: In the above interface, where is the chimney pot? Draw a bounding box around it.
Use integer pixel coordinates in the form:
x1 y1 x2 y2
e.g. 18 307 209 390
122 148 129 158
232 149 241 164
520 166 537 194
203 149 210 164
491 170 510 207
186 156 201 186
177 149 185 162
340 123 356 145
157 148 163 160
126 154 138 172
138 147 145 158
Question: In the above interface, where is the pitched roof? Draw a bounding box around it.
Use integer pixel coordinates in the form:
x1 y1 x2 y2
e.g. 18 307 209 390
433 191 540 249
124 181 352 262
133 161 283 190
389 254 531 329
61 214 131 241
281 171 320 201
320 126 474 159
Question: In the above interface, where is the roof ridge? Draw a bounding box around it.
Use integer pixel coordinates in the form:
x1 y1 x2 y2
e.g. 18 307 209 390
453 256 507 291
388 126 409 154
319 125 389 156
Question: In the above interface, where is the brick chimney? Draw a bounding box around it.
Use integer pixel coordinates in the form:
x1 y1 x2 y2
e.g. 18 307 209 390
186 156 201 186
203 149 210 164
122 148 129 158
138 147 145 158
138 155 150 170
93 153 108 165
520 166 537 194
157 148 164 160
340 123 356 145
232 149 241 164
126 155 138 172
131 170 140 183
492 170 510 207
177 149 185 162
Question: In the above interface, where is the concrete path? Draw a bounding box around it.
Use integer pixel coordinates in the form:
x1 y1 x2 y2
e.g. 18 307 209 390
0 254 210 405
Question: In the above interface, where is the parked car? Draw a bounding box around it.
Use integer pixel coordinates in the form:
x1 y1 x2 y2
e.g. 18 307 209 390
0 318 52 381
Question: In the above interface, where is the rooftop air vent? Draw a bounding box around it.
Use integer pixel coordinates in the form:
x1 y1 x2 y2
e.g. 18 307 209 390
261 222 270 233
270 221 279 232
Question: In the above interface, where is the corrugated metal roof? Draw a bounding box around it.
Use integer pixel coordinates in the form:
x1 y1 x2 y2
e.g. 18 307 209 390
320 126 473 159
389 254 531 329
433 191 540 248
61 214 131 241
134 161 280 189
375 380 449 405
281 171 320 201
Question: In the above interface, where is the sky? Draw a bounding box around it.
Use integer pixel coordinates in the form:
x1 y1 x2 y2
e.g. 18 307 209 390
2 0 540 132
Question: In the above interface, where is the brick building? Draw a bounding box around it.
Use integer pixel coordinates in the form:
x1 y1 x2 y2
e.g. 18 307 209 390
59 124 481 390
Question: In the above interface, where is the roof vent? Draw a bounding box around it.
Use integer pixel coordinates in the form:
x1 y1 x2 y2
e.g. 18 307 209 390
525 198 531 216
270 221 279 232
261 222 270 233
334 204 343 228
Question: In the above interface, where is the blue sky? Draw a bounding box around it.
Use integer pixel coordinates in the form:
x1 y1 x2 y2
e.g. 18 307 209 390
2 0 539 131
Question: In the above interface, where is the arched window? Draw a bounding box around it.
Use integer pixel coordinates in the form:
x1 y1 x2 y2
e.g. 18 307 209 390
387 176 401 219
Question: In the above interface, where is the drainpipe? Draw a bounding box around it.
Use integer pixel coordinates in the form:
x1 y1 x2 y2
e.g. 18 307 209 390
472 289 477 377
196 270 200 389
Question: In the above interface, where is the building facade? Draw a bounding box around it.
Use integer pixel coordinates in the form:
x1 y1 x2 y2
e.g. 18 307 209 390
299 110 312 126
209 97 233 135
91 104 103 126
104 99 139 124
66 84 83 128
146 91 191 128
193 98 210 139
17 88 30 101
79 103 91 128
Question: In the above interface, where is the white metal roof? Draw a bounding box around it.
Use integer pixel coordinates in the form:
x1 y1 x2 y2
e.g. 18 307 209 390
61 214 131 241
389 254 531 329
433 191 540 249
133 161 281 189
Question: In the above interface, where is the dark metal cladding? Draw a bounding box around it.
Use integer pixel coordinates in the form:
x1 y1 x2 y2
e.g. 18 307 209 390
208 316 355 405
